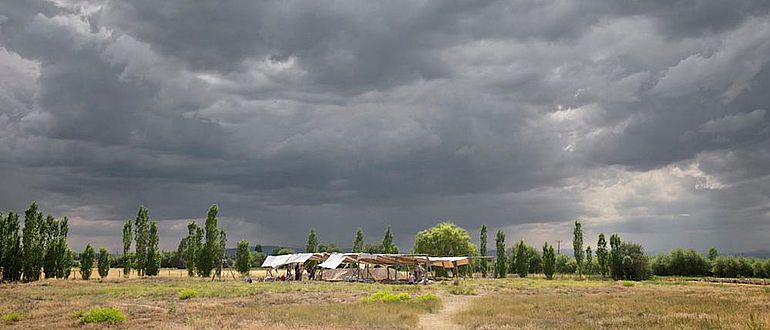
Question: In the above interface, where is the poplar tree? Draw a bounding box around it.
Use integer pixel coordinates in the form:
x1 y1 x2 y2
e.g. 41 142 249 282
573 220 584 277
609 234 623 280
145 221 160 276
194 225 204 276
306 229 318 253
183 222 201 276
596 233 608 277
98 248 110 279
1 212 22 281
480 225 488 277
495 230 506 278
542 242 555 280
235 240 251 275
22 202 44 282
515 240 529 278
134 206 150 276
200 205 220 277
122 220 132 277
216 230 226 278
352 229 364 253
80 244 95 280
381 226 398 254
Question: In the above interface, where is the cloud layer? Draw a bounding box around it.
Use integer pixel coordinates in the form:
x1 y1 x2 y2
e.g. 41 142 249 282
1 0 769 253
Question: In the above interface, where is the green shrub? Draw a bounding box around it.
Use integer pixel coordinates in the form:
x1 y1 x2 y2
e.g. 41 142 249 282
622 281 636 287
361 291 411 303
414 293 439 302
74 307 125 324
448 285 478 295
178 289 198 300
2 312 21 322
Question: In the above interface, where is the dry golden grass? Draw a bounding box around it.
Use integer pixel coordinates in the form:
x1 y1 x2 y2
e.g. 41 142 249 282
1 269 769 329
454 278 770 329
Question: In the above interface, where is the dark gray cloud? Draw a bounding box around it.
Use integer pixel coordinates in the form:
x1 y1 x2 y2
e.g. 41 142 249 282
1 0 769 253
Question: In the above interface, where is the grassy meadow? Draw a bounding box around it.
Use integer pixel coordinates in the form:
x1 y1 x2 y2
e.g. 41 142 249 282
0 269 768 329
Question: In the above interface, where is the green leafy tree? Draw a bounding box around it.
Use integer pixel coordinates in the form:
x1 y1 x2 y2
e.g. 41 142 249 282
585 246 593 275
42 215 59 278
145 221 161 276
381 226 399 254
318 243 342 253
609 234 623 280
363 243 382 253
542 242 555 280
495 230 506 278
306 229 318 253
271 247 295 255
708 247 718 261
199 205 221 277
80 244 95 280
183 222 201 276
596 233 608 277
122 220 132 277
98 248 110 279
254 244 262 253
62 249 73 279
479 225 488 277
1 212 23 281
22 202 44 282
515 240 529 278
133 206 149 276
414 222 477 257
235 240 251 275
176 238 187 269
352 229 364 253
573 220 584 277
216 230 226 278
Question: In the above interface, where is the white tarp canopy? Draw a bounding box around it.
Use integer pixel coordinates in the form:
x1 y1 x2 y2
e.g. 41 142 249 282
261 254 292 268
318 253 348 269
287 253 314 264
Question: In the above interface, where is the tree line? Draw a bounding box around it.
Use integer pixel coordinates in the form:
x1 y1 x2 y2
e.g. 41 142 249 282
0 202 73 282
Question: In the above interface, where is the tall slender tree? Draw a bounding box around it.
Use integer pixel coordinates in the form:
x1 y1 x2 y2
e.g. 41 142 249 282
80 244 95 280
216 230 226 278
122 220 132 277
134 206 150 276
98 248 110 280
609 234 623 280
515 240 529 278
381 226 398 254
352 229 364 253
573 220 584 278
596 233 608 277
184 222 201 276
543 242 556 279
480 225 488 277
200 205 221 277
22 202 44 282
495 230 506 278
1 212 22 281
585 246 593 275
306 229 318 253
145 221 160 276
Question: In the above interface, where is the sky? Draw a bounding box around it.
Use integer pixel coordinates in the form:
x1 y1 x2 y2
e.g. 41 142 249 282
0 0 769 255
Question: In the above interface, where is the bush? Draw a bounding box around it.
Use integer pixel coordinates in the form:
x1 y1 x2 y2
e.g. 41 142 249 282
2 312 21 322
361 291 411 303
178 289 198 300
74 307 125 324
555 255 577 274
712 256 760 278
414 293 440 302
622 281 636 287
448 285 478 295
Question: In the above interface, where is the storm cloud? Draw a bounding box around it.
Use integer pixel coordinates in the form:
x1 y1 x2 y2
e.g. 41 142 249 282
1 0 768 254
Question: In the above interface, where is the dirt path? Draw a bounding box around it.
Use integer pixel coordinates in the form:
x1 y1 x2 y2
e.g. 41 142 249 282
418 294 476 330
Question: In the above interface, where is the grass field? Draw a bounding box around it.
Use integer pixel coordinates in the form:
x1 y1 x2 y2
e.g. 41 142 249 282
1 269 768 329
